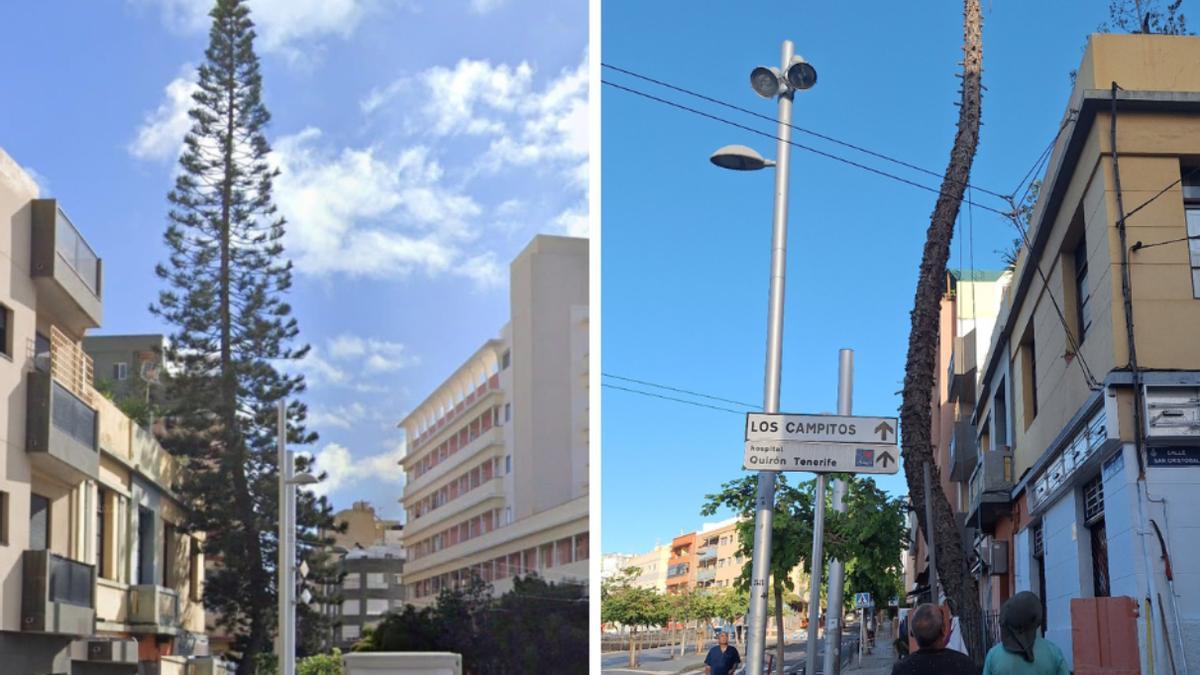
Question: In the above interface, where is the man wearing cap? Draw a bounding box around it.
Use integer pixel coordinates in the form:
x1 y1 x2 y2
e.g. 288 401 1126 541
982 591 1068 674
890 603 977 675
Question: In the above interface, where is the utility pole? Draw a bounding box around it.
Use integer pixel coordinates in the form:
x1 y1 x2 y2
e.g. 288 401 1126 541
745 38 796 675
823 349 853 675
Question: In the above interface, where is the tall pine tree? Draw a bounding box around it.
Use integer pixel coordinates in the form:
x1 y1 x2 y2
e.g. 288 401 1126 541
151 1 336 671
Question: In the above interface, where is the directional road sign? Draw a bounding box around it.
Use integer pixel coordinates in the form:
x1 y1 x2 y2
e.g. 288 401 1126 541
744 440 899 474
745 413 897 444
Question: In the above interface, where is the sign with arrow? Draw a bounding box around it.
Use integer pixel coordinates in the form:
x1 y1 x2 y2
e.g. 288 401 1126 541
743 440 899 474
744 412 899 474
746 413 899 445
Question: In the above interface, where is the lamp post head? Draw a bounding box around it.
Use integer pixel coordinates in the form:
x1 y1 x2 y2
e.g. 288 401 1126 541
287 472 320 486
750 66 785 99
710 144 774 171
751 56 817 98
786 56 817 90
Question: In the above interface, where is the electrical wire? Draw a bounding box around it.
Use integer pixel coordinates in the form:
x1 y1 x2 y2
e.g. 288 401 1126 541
601 382 750 415
602 372 759 408
602 62 1012 203
602 79 1014 218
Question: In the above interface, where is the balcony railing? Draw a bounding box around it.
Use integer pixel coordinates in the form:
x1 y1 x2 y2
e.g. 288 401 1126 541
696 568 717 582
49 325 95 405
967 447 1014 529
129 584 182 633
948 331 978 403
27 343 99 482
697 547 717 561
21 549 96 635
948 415 978 483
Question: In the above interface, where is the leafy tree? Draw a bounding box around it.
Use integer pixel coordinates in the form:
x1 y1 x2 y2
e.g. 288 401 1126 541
1101 0 1188 34
827 478 908 613
899 0 986 663
701 475 813 675
149 0 334 670
297 650 342 675
601 567 670 668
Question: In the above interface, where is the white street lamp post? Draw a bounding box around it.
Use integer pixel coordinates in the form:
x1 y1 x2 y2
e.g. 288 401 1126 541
278 400 318 675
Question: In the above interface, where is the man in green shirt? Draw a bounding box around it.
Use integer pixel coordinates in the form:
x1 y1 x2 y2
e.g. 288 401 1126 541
982 592 1069 675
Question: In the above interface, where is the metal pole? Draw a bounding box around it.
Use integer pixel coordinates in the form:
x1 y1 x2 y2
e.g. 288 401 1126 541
746 38 795 675
806 475 827 675
823 349 853 675
923 462 938 604
278 400 295 675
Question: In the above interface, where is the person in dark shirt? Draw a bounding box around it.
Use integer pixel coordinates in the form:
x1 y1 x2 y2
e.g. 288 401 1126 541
890 603 978 675
704 630 741 675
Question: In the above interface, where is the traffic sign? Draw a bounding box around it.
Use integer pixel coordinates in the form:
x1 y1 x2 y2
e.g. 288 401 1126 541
746 413 897 444
855 593 873 609
743 440 899 474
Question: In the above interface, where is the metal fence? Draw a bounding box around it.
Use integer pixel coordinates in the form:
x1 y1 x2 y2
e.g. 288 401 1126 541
982 610 1003 650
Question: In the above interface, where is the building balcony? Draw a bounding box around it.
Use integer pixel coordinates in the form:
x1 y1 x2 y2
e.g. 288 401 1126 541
30 199 102 333
947 332 977 404
70 638 138 666
697 547 717 561
696 568 716 583
967 447 1015 530
403 425 504 499
128 584 182 634
25 366 99 485
403 476 506 540
948 417 978 483
21 549 96 636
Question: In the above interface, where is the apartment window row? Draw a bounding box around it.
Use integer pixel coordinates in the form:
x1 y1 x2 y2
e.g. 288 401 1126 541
411 406 502 480
341 597 393 617
410 532 588 599
342 571 395 591
408 508 505 561
410 374 503 450
411 455 507 520
1184 172 1200 298
667 562 689 578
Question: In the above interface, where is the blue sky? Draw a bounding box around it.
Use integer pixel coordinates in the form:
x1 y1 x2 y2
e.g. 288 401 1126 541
0 0 586 522
601 2 1114 554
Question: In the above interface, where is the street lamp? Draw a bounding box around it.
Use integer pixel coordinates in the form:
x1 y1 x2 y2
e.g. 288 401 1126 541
713 40 816 675
278 401 317 675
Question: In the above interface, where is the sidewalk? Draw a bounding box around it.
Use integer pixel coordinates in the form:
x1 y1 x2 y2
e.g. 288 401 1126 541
842 648 897 675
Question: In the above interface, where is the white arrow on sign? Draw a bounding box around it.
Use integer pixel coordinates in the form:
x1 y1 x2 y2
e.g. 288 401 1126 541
743 440 899 474
746 413 898 445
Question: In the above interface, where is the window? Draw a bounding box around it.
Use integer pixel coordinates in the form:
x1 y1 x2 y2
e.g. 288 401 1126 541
1083 475 1110 598
575 532 588 562
1021 328 1038 428
0 491 8 545
96 488 108 579
163 522 175 587
505 403 511 422
1074 237 1092 340
136 507 154 585
342 599 360 616
0 304 10 358
114 362 129 381
365 598 388 615
367 573 386 589
556 538 573 566
341 624 360 641
993 381 1008 447
1185 172 1200 297
34 332 50 372
344 573 361 590
30 493 50 550
505 455 512 474
501 350 511 369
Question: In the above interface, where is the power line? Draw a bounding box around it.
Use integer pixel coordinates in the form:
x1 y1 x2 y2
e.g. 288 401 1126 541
601 383 749 416
602 372 759 408
1132 233 1200 251
602 62 1012 203
1121 165 1200 227
601 79 1014 218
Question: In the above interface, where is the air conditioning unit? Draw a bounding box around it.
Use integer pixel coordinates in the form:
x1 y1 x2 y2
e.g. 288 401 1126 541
85 638 138 664
189 656 232 675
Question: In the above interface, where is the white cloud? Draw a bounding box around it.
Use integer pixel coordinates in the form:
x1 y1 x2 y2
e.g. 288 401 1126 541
307 402 368 430
129 73 198 161
553 203 589 238
308 440 406 496
469 0 505 14
270 128 505 286
144 0 402 58
296 345 348 386
327 335 417 373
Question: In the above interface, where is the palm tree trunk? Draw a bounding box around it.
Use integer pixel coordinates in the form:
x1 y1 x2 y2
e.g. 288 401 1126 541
900 0 986 665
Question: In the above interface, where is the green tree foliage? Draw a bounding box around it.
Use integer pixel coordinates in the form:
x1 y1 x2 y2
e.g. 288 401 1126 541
358 575 588 674
296 650 342 675
149 1 335 670
1101 0 1188 34
826 478 908 612
601 567 670 668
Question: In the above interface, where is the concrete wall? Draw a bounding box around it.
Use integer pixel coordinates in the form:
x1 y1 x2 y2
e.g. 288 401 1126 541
1042 487 1088 670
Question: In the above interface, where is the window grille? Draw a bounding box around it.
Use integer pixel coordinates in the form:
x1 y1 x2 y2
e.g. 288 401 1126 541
1083 475 1104 525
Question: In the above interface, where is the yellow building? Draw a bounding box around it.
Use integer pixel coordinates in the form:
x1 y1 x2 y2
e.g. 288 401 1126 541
967 34 1200 672
0 149 216 674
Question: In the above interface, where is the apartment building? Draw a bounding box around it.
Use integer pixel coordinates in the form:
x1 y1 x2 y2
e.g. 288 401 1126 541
0 149 217 674
904 269 1010 604
398 235 588 606
82 334 168 405
335 543 405 649
956 34 1200 672
665 533 697 594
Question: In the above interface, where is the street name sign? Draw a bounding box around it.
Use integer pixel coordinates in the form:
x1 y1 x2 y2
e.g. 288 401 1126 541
743 412 900 474
746 413 898 444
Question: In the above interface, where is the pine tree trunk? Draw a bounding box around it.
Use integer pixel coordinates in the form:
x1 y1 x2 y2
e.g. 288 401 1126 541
900 0 986 665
